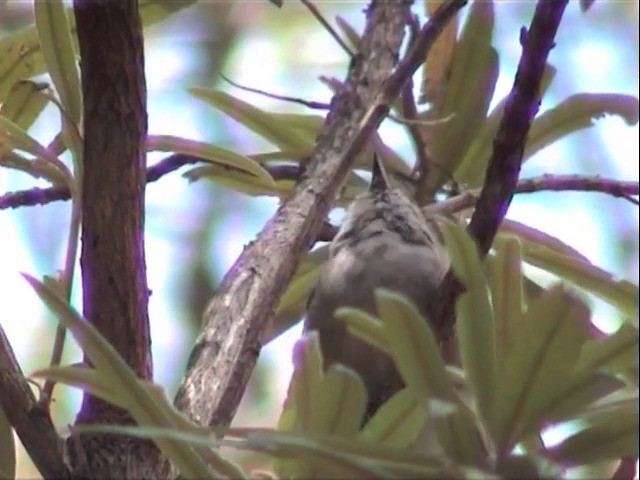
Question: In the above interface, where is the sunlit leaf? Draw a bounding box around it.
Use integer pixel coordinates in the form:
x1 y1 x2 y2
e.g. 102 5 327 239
577 323 639 382
336 306 388 355
147 134 275 187
0 80 49 130
420 0 459 105
551 405 639 464
488 235 525 367
502 220 639 318
34 0 81 124
360 389 429 449
438 218 495 424
374 290 454 400
491 285 593 452
22 273 226 479
428 0 498 191
188 88 313 151
524 93 639 162
0 0 196 104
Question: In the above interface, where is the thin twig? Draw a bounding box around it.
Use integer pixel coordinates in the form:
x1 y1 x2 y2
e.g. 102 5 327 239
220 73 330 110
300 0 355 58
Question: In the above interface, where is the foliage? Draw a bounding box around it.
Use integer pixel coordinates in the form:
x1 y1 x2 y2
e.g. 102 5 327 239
0 0 637 478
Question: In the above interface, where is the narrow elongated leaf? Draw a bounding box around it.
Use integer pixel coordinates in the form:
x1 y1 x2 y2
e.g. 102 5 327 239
0 80 49 130
0 150 67 185
184 164 289 197
374 290 455 401
1 115 73 186
504 221 639 317
428 0 498 191
438 218 495 424
310 365 366 436
147 134 275 187
0 0 196 104
336 306 388 355
577 323 639 380
420 0 459 105
360 389 429 448
22 274 225 479
551 406 639 464
34 0 81 124
491 285 593 452
334 16 362 52
188 88 312 151
524 93 639 162
488 236 525 367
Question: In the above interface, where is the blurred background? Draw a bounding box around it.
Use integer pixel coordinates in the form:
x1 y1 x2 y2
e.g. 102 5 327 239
0 1 638 476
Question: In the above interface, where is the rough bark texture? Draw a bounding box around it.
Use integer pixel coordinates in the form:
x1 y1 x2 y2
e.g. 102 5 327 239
69 0 163 477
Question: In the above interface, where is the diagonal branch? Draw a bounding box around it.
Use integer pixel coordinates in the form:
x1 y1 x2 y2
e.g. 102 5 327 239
427 0 571 340
173 0 467 428
0 323 70 479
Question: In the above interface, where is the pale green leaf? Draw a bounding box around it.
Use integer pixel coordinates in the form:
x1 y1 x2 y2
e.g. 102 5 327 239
438 218 495 423
577 323 639 381
428 0 498 191
34 0 81 124
188 88 312 151
491 285 593 452
147 134 275 187
335 16 362 52
0 80 49 130
0 0 195 104
502 220 639 317
524 93 639 162
21 273 222 479
374 289 455 401
336 306 388 355
488 236 525 368
551 406 639 464
360 389 429 449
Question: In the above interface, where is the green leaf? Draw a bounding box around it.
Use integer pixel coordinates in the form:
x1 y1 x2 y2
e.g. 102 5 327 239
0 150 66 185
456 64 557 186
428 0 498 191
188 88 313 151
438 218 495 424
0 0 196 104
374 289 455 401
1 115 72 186
0 406 16 480
360 389 429 449
490 285 593 452
0 80 49 130
501 220 639 318
488 235 525 368
289 333 325 432
32 365 126 409
336 307 388 355
524 93 639 162
577 323 639 382
335 16 362 52
184 164 289 197
147 134 275 188
34 0 81 124
22 273 228 479
551 405 639 464
311 365 367 436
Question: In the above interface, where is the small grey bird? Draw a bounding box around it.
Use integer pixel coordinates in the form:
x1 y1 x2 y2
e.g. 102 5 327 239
304 157 450 421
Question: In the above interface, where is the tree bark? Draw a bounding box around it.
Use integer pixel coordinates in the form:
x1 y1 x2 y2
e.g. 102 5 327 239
69 0 164 477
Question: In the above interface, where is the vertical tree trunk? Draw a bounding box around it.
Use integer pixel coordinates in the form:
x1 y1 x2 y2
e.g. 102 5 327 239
69 0 164 476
